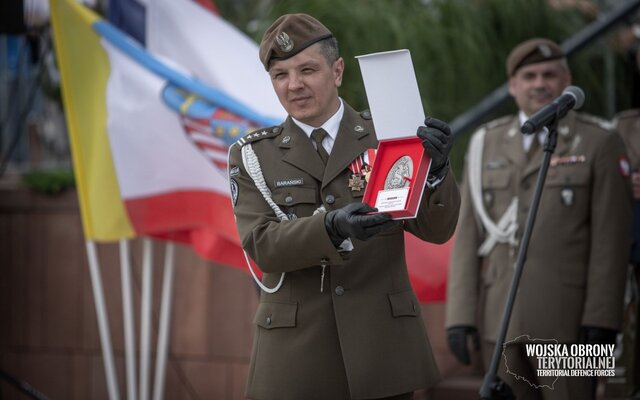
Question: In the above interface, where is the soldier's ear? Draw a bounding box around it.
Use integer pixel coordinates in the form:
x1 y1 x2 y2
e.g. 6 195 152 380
563 71 572 87
334 57 344 88
507 77 517 97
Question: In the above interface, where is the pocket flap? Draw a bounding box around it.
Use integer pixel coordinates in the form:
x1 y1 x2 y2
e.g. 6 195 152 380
254 301 298 329
272 187 317 206
546 168 590 187
483 169 511 189
388 289 419 317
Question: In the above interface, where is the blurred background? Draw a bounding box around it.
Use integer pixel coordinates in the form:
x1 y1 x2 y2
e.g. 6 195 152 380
1 0 639 399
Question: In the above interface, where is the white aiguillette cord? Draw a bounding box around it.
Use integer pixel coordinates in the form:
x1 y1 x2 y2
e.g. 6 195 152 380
240 143 287 293
468 128 519 257
237 143 334 293
239 143 330 293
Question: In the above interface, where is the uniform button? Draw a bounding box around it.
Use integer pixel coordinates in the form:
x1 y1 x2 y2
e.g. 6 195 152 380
285 195 293 203
266 316 272 325
412 304 417 312
325 194 335 204
335 286 345 296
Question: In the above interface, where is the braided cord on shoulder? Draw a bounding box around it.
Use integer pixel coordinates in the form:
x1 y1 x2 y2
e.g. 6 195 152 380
239 144 287 293
468 128 518 256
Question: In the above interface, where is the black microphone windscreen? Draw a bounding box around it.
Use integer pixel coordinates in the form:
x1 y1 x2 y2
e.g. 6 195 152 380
563 86 585 110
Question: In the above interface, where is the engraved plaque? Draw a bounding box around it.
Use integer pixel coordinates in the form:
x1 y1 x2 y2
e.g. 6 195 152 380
384 155 413 189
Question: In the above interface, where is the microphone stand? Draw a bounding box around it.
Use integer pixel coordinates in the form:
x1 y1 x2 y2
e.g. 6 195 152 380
479 116 560 400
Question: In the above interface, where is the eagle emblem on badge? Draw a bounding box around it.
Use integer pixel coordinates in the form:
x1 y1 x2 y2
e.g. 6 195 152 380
276 32 294 52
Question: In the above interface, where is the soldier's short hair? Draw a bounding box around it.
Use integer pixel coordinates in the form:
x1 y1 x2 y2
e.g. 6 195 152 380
317 36 340 66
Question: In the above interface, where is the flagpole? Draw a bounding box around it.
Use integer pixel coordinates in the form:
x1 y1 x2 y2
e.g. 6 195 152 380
119 239 137 400
152 243 176 400
86 240 121 400
139 238 153 400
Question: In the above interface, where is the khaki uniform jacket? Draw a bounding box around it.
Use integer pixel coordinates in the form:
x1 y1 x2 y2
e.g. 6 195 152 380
229 102 460 400
446 111 632 343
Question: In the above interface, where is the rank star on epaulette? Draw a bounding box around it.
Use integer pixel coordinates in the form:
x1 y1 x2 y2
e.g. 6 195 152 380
237 126 282 147
348 174 365 191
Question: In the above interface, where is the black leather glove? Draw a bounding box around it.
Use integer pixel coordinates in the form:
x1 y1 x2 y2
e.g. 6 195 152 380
324 203 396 246
447 325 480 365
578 326 618 345
417 117 453 176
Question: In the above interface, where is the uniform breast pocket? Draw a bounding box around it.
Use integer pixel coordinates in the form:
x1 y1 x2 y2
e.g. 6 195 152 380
272 186 318 218
482 169 512 215
545 167 590 187
544 167 590 212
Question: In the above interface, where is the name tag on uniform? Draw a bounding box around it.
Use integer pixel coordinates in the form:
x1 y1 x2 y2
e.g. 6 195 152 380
486 159 508 170
274 178 304 188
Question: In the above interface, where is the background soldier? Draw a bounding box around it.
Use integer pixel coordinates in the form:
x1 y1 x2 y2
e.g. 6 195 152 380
228 13 461 400
607 42 640 399
445 38 632 399
615 45 640 268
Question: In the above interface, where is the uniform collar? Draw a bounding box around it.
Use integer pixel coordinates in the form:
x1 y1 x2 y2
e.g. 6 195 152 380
518 110 546 152
291 98 344 143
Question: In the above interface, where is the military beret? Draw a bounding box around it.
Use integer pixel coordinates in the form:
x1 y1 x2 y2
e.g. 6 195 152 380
259 13 333 70
506 38 565 76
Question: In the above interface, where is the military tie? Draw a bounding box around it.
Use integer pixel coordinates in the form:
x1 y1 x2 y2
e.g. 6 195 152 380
311 128 330 165
527 134 541 160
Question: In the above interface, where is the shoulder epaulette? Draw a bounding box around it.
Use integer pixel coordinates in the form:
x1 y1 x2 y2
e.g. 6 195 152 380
614 108 640 122
484 115 513 130
576 113 614 131
236 125 283 147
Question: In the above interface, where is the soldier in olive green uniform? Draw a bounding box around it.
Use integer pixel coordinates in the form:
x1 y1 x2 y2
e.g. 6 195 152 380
616 108 640 266
229 14 461 400
445 38 632 399
607 106 640 397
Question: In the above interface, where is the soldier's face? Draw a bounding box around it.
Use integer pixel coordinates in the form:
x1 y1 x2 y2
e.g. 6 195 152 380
268 44 344 127
508 60 571 116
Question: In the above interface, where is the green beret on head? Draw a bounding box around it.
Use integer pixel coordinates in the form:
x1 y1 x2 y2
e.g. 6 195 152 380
506 38 565 77
259 13 333 71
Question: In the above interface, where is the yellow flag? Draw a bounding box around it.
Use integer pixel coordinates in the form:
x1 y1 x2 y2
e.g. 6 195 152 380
50 0 134 240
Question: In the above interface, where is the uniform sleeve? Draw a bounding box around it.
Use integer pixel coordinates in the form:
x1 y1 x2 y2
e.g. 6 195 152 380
228 144 344 274
403 168 461 243
444 156 483 329
582 131 633 330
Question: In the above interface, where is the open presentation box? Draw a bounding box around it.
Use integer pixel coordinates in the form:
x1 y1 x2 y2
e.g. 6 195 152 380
357 49 430 219
362 137 431 219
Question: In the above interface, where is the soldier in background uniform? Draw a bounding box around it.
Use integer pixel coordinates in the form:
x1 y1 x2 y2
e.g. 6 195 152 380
228 14 461 400
445 38 632 399
606 45 640 398
617 107 640 265
615 35 640 264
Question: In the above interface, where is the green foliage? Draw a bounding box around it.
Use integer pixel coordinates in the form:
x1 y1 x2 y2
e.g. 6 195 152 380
22 169 75 195
215 0 635 175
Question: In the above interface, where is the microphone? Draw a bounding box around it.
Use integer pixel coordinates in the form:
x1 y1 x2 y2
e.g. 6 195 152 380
521 86 585 134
